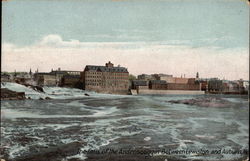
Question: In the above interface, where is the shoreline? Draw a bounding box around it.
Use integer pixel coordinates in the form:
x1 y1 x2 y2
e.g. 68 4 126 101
1 82 249 101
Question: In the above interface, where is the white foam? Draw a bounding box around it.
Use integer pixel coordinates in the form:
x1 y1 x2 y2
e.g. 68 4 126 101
1 82 47 99
8 145 28 159
1 106 118 119
195 134 215 139
1 82 133 100
44 123 79 130
1 108 42 119
144 137 151 141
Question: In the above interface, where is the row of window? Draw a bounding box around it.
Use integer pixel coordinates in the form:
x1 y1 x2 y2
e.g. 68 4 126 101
85 79 128 83
86 83 127 87
86 76 128 79
86 72 128 76
86 79 128 82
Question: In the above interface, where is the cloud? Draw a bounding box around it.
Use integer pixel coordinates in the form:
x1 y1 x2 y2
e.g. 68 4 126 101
38 34 83 48
2 35 249 80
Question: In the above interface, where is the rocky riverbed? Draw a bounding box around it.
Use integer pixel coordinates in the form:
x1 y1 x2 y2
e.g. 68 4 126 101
168 97 233 108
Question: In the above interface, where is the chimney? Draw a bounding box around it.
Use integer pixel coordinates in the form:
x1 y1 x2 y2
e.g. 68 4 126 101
105 61 114 68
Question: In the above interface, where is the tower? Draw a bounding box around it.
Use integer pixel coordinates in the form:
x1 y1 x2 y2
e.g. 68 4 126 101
105 61 114 68
29 68 32 75
196 72 199 79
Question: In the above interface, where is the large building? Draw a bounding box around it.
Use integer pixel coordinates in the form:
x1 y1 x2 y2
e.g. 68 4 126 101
33 73 57 86
137 74 155 81
81 61 129 94
61 75 82 88
50 68 81 86
33 68 82 87
149 80 168 90
131 80 148 89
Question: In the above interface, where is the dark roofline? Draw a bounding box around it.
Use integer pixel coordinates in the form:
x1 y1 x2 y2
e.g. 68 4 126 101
85 65 128 73
149 80 167 84
34 72 54 75
132 80 147 86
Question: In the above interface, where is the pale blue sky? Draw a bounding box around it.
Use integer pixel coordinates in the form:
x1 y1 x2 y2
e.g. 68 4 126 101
2 0 249 48
2 0 249 79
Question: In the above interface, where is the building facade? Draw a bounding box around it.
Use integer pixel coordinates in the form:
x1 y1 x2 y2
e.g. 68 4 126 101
149 80 168 90
82 62 129 94
50 68 82 86
33 73 57 86
137 74 155 81
61 75 82 88
208 78 223 92
131 80 148 89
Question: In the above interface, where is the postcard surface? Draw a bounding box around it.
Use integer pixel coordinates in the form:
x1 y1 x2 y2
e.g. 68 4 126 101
1 0 249 161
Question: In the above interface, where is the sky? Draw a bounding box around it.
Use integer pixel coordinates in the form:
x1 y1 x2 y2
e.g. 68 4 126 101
2 0 249 80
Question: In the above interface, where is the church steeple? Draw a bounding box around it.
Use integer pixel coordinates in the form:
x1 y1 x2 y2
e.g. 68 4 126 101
196 72 199 79
29 68 32 75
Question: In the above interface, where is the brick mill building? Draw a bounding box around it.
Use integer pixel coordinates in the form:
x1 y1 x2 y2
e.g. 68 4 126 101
81 61 129 94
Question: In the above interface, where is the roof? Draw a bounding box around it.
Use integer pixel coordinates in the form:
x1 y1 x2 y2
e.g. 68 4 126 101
149 80 167 85
85 65 128 73
34 72 54 76
50 71 69 75
132 80 147 86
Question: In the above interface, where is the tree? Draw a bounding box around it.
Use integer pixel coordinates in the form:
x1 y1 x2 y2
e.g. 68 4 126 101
128 74 137 88
129 74 136 81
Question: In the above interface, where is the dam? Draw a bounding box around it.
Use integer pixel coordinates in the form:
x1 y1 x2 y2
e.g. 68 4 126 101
131 89 205 95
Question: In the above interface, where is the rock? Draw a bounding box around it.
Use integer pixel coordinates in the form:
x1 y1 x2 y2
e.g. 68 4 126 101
22 83 44 93
39 97 44 100
84 93 90 96
33 86 44 93
1 88 25 100
168 97 231 108
14 142 83 161
45 97 52 100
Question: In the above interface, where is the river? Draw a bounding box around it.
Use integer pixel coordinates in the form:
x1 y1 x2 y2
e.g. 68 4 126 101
0 83 249 161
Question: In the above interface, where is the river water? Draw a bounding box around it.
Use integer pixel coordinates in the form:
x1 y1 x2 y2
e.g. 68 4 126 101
0 83 249 161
